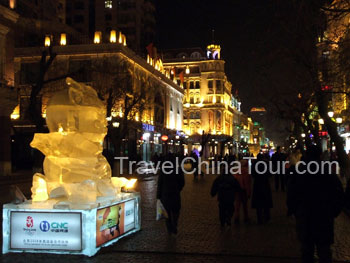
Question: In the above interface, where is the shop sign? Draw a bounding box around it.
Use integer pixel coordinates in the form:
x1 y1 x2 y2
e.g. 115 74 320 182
10 212 82 251
142 123 154 132
319 131 328 137
96 199 135 247
161 135 168 141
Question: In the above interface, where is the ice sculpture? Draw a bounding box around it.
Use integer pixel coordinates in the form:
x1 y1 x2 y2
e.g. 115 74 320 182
30 78 136 205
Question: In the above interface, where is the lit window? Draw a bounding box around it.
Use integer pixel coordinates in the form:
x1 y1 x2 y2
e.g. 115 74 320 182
105 0 112 8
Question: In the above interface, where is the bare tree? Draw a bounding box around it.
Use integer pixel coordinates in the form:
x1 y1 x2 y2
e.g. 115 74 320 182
91 55 156 162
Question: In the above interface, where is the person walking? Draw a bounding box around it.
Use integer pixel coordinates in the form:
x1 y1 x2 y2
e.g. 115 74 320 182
272 146 286 191
251 154 273 224
233 159 252 224
287 145 345 263
190 150 199 178
211 169 241 227
157 153 185 235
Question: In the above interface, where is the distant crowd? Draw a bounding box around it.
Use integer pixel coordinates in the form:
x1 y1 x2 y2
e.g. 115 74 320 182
156 145 349 263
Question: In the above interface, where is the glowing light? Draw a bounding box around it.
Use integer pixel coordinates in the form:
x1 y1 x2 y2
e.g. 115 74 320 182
44 35 51 47
125 179 137 189
58 126 64 133
185 66 190 74
123 34 127 46
110 30 116 43
111 177 137 191
318 118 324 124
336 117 342 124
10 105 19 120
60 33 66 46
143 132 150 139
106 116 112 121
213 96 216 103
9 0 15 9
301 133 306 138
118 31 123 44
161 135 168 141
328 111 334 118
112 122 120 127
94 31 101 44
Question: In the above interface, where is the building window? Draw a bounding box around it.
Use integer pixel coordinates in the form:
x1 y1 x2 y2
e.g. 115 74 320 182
74 15 84 23
189 81 194 89
195 81 200 89
105 0 112 8
105 14 112 21
216 80 222 93
208 80 213 91
74 1 84 10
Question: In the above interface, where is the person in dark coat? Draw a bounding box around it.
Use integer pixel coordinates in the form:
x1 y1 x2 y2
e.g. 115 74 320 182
211 170 241 227
251 153 273 224
287 145 345 263
190 150 199 178
271 146 286 191
157 153 185 234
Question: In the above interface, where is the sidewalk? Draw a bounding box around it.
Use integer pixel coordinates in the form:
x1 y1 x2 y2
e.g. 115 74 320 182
1 172 350 262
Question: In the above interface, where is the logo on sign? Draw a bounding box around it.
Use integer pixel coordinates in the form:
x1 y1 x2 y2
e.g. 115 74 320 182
26 216 33 228
142 123 154 132
40 221 50 232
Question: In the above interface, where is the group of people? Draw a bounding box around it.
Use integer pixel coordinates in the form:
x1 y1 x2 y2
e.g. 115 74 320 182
211 154 272 226
156 146 347 263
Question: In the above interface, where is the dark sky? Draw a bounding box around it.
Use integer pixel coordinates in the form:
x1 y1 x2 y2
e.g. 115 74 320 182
155 0 289 145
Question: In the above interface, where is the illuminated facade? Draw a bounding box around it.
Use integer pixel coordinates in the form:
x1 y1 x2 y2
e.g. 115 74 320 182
162 44 242 156
13 42 183 163
318 0 350 151
67 0 156 53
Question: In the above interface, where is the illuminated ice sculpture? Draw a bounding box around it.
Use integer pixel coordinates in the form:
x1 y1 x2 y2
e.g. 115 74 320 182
30 78 135 205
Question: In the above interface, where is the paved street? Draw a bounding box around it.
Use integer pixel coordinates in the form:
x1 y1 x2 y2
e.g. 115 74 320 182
1 173 350 263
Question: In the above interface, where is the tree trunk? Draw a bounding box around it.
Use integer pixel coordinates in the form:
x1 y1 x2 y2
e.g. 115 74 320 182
317 90 350 180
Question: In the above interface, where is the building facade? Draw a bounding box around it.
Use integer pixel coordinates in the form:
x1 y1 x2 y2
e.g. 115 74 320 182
162 44 242 157
12 40 183 166
66 0 156 53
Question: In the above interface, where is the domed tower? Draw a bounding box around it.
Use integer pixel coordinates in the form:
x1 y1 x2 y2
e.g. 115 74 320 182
206 44 221 60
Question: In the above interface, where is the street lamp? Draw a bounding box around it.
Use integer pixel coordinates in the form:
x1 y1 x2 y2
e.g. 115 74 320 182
336 117 343 124
112 122 120 127
318 118 324 124
328 111 334 118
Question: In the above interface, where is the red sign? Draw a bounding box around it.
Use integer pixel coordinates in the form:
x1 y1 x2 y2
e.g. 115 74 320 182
161 135 168 141
321 85 332 91
319 131 328 137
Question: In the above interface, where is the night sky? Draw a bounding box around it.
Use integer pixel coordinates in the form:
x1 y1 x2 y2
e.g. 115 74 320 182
155 0 289 145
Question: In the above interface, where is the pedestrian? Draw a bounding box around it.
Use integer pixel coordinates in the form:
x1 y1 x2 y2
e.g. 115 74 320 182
251 154 273 224
211 168 241 227
287 145 345 263
271 146 286 191
233 159 252 224
190 150 199 178
286 148 302 186
157 153 185 235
